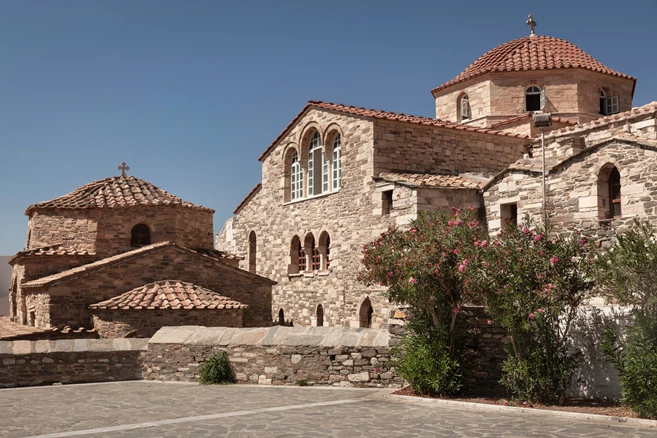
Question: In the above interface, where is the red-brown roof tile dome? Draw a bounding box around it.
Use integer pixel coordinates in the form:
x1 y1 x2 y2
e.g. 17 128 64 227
431 36 635 94
25 175 213 215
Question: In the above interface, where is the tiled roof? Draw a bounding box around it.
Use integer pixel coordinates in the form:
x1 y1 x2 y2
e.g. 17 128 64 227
258 101 529 161
21 241 275 289
192 247 244 261
234 183 261 214
488 113 578 129
432 36 635 94
25 175 213 215
8 244 96 265
89 280 247 310
378 172 487 189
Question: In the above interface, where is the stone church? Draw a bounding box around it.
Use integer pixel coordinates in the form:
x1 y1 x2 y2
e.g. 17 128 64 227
8 165 275 337
217 19 656 328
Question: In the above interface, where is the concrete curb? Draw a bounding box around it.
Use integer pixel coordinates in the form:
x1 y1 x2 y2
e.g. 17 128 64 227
383 393 657 429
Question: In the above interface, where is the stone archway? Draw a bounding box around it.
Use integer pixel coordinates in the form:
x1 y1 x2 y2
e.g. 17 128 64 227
359 297 373 328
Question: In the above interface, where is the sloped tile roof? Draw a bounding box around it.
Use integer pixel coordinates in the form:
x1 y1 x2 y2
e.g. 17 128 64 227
89 280 247 310
488 113 578 129
378 172 487 189
8 244 96 264
25 175 213 215
258 100 529 161
21 241 275 289
432 36 635 94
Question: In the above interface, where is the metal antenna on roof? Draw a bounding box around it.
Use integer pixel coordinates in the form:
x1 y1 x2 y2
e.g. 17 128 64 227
526 14 537 36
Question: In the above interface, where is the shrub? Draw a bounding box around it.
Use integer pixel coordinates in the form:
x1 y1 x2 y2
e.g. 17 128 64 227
465 217 595 403
199 351 235 385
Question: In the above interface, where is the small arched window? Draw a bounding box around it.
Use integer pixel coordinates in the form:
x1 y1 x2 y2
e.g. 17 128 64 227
290 235 304 273
307 131 323 196
459 94 471 121
598 165 622 219
316 304 324 327
278 309 285 325
130 224 150 247
304 233 320 271
332 134 342 191
318 231 331 270
291 151 303 200
599 89 607 115
525 85 542 112
609 167 622 218
248 231 256 273
359 297 373 328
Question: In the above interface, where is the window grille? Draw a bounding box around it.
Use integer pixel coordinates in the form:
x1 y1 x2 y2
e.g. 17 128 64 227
460 94 470 121
308 131 322 196
311 236 320 271
131 224 151 247
605 96 620 115
291 151 303 200
298 240 306 271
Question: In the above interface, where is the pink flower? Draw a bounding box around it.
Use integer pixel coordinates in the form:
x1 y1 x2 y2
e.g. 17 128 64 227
537 308 544 313
487 320 492 325
451 206 461 215
517 247 524 253
534 234 543 242
408 277 417 284
454 306 461 314
550 256 559 265
388 271 394 277
458 264 466 273
480 240 488 248
410 229 417 234
455 219 463 226
462 259 469 266
529 313 535 319
494 240 500 247
474 240 480 247
454 249 459 255
502 399 509 406
522 227 531 235
429 296 434 301
448 219 455 226
374 367 380 373
468 206 475 211
579 238 587 245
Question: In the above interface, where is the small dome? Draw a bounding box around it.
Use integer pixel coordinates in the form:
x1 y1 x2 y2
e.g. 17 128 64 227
432 36 634 94
25 175 213 215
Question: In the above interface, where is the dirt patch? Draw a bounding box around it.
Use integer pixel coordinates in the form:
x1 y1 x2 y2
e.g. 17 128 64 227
392 386 638 418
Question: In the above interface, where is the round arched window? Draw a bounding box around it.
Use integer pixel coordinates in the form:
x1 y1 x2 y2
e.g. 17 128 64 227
130 224 151 247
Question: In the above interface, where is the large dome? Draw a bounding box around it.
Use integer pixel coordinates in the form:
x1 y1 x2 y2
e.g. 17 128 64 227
432 36 635 94
25 175 213 214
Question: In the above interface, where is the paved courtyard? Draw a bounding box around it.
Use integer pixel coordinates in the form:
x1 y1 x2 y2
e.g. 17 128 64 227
0 381 655 437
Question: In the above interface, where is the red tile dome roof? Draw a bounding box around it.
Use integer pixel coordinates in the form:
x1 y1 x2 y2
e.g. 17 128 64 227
26 175 213 214
432 36 635 94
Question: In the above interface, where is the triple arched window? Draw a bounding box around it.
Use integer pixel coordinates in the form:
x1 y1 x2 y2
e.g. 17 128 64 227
289 232 331 274
286 129 343 202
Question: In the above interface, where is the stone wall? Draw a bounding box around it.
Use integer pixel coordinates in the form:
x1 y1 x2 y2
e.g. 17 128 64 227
0 338 147 388
27 205 215 258
142 326 402 387
91 308 244 338
24 245 273 329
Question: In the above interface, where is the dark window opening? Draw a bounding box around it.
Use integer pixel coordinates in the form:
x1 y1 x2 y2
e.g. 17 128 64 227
311 236 320 271
130 224 151 247
359 298 373 328
599 89 607 115
316 304 324 327
248 231 256 273
278 309 285 325
501 203 518 230
298 239 306 272
382 190 393 215
525 86 541 112
325 236 331 269
609 168 622 218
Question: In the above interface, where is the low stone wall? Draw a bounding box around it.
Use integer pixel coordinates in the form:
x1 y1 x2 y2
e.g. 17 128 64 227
0 338 148 388
142 326 402 387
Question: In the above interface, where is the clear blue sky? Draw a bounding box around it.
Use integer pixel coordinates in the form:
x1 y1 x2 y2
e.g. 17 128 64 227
1 0 656 255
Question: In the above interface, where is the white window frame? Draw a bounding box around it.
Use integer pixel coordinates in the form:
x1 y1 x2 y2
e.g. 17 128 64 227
308 131 322 196
605 95 620 115
332 135 342 190
291 151 303 200
459 94 470 121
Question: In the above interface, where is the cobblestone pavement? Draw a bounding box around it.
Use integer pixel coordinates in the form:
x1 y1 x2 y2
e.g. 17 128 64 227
1 382 655 437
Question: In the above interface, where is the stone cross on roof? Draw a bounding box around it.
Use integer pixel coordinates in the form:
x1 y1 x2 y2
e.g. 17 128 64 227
526 14 537 36
118 162 130 176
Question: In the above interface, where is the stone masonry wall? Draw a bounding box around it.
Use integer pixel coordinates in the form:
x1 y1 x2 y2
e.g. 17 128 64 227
0 338 148 388
27 205 214 259
25 245 272 329
142 326 402 387
91 308 244 338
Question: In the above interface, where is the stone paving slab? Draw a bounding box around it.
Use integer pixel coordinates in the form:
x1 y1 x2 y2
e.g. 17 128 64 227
0 382 655 438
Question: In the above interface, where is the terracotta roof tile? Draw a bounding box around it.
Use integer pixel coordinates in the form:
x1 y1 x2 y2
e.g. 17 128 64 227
89 280 247 310
8 244 96 265
192 247 244 261
378 172 487 189
489 113 578 129
26 175 213 215
432 36 635 95
234 183 261 214
258 101 529 162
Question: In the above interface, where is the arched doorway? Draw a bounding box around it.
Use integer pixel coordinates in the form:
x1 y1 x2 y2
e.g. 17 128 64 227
316 304 324 327
278 309 285 326
359 297 373 328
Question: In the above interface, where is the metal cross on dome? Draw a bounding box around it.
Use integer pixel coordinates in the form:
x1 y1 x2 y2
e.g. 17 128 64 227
118 162 130 176
526 14 537 36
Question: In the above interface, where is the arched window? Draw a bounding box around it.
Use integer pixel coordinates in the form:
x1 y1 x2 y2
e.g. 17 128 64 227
525 86 542 112
316 304 324 327
307 131 324 196
248 231 256 273
599 89 607 115
332 134 342 190
291 151 303 200
598 165 622 219
318 231 331 270
359 297 373 328
459 94 471 121
290 235 304 273
278 309 285 325
130 224 150 247
304 233 320 271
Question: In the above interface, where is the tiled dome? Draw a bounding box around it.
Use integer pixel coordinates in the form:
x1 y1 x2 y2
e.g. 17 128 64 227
432 36 634 94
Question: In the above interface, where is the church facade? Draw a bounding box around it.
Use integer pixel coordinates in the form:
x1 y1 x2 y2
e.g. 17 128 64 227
218 23 656 328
